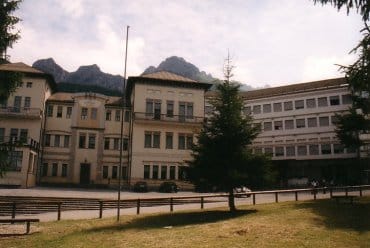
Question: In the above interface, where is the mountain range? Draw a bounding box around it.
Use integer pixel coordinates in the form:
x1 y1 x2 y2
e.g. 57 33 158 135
32 56 255 94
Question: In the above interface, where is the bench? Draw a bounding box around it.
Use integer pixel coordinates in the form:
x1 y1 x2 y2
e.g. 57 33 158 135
0 218 40 234
331 195 357 205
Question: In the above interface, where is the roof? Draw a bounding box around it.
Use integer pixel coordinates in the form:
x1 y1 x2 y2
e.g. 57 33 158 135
141 71 197 83
47 92 122 105
206 77 347 100
0 62 57 92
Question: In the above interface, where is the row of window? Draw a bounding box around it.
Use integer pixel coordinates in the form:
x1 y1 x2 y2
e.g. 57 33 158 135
42 162 68 177
102 165 127 179
44 134 70 147
144 132 193 150
104 137 128 151
47 105 73 118
105 109 130 122
253 143 355 157
0 96 32 109
146 99 194 118
261 115 337 131
245 94 351 115
0 128 28 143
143 164 187 180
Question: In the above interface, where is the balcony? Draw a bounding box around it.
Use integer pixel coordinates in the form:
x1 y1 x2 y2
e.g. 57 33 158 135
134 112 204 124
0 136 40 151
0 107 42 119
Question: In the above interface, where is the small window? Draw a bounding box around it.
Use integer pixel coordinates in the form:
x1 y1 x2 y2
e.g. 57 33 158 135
144 133 152 148
331 115 339 125
153 132 160 148
113 138 119 150
285 120 294 129
284 101 293 111
52 163 58 176
47 105 53 117
64 135 70 148
342 94 352 104
295 100 304 110
106 110 112 121
88 134 96 149
62 164 68 177
264 147 273 155
321 144 331 154
104 138 110 150
26 82 33 88
273 103 282 112
274 121 283 130
306 98 316 108
178 134 186 149
81 108 88 120
161 166 167 180
19 129 28 143
66 107 72 118
103 166 109 179
296 119 305 128
152 165 159 179
275 147 284 156
42 163 48 177
91 108 97 120
112 166 118 179
286 146 295 156
169 166 176 180
263 104 271 113
263 122 272 131
24 97 31 108
167 101 174 117
307 117 317 128
144 165 150 179
309 145 319 155
44 134 51 146
254 147 262 154
57 106 63 118
252 105 261 114
319 116 329 127
297 145 307 156
115 110 121 121
318 97 328 107
124 110 130 122
166 133 173 149
54 135 60 147
329 96 340 106
122 138 128 150
334 144 344 154
79 133 86 148
243 106 251 115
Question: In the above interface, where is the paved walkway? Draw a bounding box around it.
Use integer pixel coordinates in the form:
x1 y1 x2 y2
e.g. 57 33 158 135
1 187 368 222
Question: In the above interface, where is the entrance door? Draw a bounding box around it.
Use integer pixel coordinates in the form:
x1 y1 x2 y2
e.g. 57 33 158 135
80 163 91 185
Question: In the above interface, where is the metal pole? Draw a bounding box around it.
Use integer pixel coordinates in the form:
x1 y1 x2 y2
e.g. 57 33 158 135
117 25 130 221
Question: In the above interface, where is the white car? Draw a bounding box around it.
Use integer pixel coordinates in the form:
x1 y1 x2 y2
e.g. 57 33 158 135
233 186 252 197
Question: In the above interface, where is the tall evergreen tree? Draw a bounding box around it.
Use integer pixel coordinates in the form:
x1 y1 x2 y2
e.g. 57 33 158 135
188 56 270 212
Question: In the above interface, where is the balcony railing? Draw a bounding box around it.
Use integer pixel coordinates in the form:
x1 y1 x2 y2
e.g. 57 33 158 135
0 136 40 150
0 107 42 118
134 112 204 124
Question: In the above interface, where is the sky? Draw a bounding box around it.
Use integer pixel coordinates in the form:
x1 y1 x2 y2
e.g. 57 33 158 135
8 0 365 88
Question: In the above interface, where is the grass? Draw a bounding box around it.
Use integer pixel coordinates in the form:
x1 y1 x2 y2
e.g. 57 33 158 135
1 197 370 248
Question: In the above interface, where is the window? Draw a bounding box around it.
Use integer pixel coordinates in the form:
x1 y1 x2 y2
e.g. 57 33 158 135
309 145 319 155
66 107 72 118
296 119 305 128
106 110 111 121
329 96 340 106
144 165 150 179
24 97 31 108
264 147 273 155
47 105 53 117
161 166 167 180
62 164 67 177
179 102 193 120
57 106 63 118
342 94 352 104
275 147 284 156
186 135 193 149
274 121 283 130
318 97 328 107
88 134 96 149
331 115 339 125
19 129 28 143
273 103 282 112
113 138 119 150
284 101 293 111
104 138 110 150
112 166 118 179
307 117 317 128
153 133 160 148
0 128 4 143
13 96 21 111
26 82 32 88
263 104 271 113
122 138 128 150
64 135 70 148
306 98 316 108
263 122 272 131
295 100 304 110
319 116 329 127
334 144 344 154
178 134 193 150
103 166 108 179
286 146 295 156
321 144 331 154
10 128 18 142
178 135 185 149
146 99 154 115
52 163 58 176
144 132 160 148
81 108 88 120
167 101 174 117
122 166 127 179
42 163 48 177
91 108 97 120
254 147 262 154
152 165 159 179
124 110 130 122
178 166 187 180
252 105 261 114
9 151 23 171
54 135 60 147
170 166 176 180
115 110 121 121
146 99 161 120
285 120 294 129
166 133 173 149
297 145 307 156
44 134 51 147
79 133 86 148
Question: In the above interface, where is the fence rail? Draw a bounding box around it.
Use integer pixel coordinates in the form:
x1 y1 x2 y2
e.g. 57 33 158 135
0 185 369 221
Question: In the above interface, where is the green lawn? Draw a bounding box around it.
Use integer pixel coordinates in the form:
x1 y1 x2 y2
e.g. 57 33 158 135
1 197 370 248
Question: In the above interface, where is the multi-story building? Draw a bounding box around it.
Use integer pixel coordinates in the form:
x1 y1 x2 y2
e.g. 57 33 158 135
1 62 368 188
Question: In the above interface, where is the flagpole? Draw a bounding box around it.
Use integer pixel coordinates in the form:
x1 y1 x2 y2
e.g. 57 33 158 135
117 25 129 221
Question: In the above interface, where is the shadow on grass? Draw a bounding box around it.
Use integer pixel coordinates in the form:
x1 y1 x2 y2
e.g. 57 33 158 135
87 209 257 233
294 197 370 232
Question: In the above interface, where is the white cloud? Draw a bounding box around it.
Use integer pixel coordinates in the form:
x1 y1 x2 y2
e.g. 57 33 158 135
58 0 85 18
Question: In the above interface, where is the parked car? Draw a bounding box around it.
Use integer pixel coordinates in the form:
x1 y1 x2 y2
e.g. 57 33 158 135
133 181 148 192
233 186 252 197
159 182 179 193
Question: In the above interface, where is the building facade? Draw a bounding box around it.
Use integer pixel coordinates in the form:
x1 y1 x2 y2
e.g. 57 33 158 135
1 62 368 188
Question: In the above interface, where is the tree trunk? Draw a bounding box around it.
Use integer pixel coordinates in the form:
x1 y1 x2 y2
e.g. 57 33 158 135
228 189 236 212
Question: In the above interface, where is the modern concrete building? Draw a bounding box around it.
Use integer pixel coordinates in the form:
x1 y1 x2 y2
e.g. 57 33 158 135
1 62 369 188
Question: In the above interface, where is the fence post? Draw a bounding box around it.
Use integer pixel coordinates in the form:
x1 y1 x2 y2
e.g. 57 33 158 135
11 202 16 219
200 197 204 209
330 187 333 198
253 193 256 205
359 186 363 197
99 201 103 219
57 202 61 221
170 198 173 212
295 191 298 201
345 187 348 196
137 199 140 215
275 192 278 203
314 190 317 200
